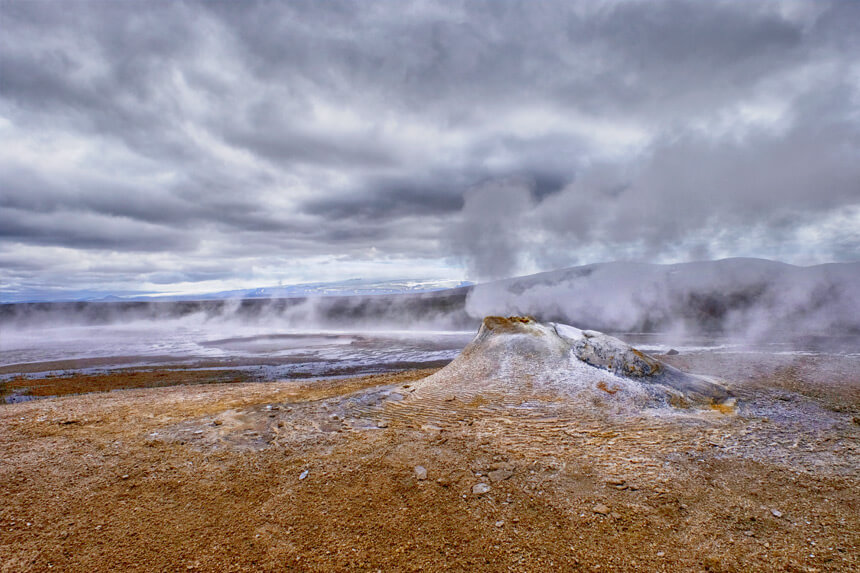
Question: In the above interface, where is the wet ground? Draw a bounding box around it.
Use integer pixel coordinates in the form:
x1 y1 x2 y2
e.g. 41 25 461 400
1 327 474 398
3 323 857 403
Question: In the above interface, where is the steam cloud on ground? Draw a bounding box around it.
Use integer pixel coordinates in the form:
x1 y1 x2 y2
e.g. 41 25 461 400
3 259 858 348
466 259 860 342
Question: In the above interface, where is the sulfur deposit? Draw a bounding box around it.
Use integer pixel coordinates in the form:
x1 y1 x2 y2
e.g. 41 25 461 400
407 316 732 412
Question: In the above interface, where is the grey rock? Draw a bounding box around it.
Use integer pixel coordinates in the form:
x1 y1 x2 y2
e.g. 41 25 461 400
414 466 427 481
488 468 514 482
472 483 491 495
592 504 610 515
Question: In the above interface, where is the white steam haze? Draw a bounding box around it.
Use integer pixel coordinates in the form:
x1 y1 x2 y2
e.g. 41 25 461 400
466 259 860 342
2 258 858 380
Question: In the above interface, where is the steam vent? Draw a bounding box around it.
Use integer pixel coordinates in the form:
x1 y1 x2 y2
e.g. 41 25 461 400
407 316 732 412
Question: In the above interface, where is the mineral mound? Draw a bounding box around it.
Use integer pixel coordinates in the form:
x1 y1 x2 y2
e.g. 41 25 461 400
407 316 732 411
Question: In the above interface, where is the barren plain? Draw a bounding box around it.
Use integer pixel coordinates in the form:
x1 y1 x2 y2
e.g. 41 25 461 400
1 347 858 572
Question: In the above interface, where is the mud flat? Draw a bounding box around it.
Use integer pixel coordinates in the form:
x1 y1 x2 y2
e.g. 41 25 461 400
1 323 858 572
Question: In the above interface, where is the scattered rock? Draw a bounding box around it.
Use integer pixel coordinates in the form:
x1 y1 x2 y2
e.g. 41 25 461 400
488 468 514 483
472 483 491 495
414 466 427 481
592 504 610 515
298 470 309 480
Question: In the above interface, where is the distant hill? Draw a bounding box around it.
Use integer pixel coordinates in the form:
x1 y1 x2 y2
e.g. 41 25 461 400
1 278 473 304
2 259 858 339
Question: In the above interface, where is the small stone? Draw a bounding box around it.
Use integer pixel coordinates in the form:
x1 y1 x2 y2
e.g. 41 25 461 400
472 483 491 495
120 475 129 480
488 469 514 483
770 509 783 518
376 421 388 428
666 349 679 356
298 470 309 480
610 512 621 519
494 520 504 528
656 551 665 557
592 504 610 515
606 477 626 486
414 466 427 481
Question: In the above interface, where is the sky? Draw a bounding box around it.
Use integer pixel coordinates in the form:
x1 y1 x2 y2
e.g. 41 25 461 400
1 0 859 299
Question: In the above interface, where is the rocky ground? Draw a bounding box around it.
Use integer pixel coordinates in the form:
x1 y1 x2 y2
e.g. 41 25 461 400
1 352 858 572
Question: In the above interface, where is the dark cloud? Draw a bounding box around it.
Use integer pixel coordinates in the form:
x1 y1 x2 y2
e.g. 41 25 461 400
0 207 196 252
0 0 857 294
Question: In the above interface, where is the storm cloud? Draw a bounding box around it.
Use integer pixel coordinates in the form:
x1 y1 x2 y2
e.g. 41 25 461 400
1 0 858 296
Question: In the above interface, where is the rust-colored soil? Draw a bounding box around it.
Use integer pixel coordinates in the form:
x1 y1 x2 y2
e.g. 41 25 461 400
1 359 858 572
2 369 254 398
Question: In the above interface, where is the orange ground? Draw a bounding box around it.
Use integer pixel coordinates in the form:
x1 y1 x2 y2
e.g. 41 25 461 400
1 358 858 572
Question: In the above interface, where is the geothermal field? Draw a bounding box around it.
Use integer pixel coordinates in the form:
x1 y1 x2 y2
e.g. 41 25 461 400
1 261 859 572
6 1 860 570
